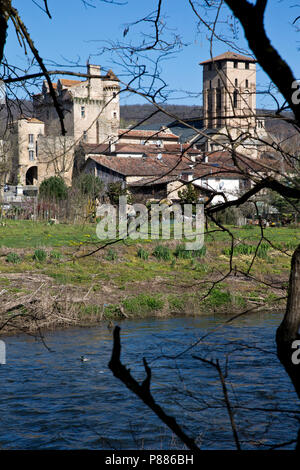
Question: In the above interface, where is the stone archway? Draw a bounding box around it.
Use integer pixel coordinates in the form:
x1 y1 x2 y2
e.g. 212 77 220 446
25 166 38 185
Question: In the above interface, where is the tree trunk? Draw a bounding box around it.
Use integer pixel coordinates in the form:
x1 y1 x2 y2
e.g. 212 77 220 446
276 243 300 448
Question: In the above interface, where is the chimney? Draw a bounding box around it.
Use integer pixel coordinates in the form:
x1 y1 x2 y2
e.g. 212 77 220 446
108 140 115 153
87 64 101 78
87 63 101 98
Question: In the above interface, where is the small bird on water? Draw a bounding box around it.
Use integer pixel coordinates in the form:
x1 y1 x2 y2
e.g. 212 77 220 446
80 355 89 362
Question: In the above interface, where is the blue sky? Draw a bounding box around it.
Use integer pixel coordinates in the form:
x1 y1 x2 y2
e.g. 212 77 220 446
4 0 300 109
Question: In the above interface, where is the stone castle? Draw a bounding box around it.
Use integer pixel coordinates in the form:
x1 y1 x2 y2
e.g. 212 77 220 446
6 63 120 187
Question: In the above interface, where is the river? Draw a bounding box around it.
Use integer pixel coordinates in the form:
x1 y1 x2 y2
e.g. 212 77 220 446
0 312 299 450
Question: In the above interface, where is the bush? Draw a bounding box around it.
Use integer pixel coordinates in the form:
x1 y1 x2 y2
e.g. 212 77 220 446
6 252 21 264
174 243 206 259
153 245 172 261
137 247 149 260
204 287 232 308
178 184 199 204
123 293 164 315
33 249 47 262
50 250 62 260
222 243 270 259
39 176 68 201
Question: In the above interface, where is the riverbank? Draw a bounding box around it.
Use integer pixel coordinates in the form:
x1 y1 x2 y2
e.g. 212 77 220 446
0 220 296 334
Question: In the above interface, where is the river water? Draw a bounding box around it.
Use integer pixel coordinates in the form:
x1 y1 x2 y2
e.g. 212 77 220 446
0 312 299 450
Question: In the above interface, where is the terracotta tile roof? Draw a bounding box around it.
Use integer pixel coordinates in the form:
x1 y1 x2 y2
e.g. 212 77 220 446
19 116 44 124
115 143 149 154
193 164 243 179
119 128 179 140
205 151 293 173
200 51 256 65
82 142 200 159
58 78 84 87
87 154 194 177
82 143 113 154
27 117 44 124
104 69 119 81
128 175 181 186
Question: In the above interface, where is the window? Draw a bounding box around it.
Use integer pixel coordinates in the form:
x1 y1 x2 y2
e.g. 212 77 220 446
216 88 221 109
235 78 238 87
81 106 85 118
233 90 238 108
218 79 221 87
36 141 38 157
113 92 116 98
83 131 87 141
113 112 117 119
245 79 249 88
234 61 238 69
28 134 34 143
245 62 249 69
29 150 34 161
209 80 212 89
96 121 99 144
208 92 212 111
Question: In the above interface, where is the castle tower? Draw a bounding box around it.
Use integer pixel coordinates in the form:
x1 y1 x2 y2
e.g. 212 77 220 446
200 52 257 131
33 63 120 144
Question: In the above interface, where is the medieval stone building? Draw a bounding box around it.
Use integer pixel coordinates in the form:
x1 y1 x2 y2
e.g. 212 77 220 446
6 63 120 187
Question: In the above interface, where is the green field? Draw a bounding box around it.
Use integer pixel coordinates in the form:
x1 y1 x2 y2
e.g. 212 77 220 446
0 220 298 333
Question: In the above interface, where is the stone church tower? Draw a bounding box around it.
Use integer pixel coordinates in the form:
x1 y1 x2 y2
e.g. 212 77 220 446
200 52 257 131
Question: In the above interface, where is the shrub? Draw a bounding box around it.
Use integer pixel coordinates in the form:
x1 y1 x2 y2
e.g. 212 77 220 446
222 243 270 259
204 287 232 308
137 247 149 260
6 252 21 264
39 176 68 201
33 249 47 262
178 184 199 204
123 293 164 315
50 250 62 260
153 244 172 261
174 243 206 259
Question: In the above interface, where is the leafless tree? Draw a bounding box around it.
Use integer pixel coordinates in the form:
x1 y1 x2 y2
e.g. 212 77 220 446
1 0 300 450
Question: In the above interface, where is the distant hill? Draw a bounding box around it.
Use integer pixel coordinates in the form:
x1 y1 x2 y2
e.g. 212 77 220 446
120 104 203 127
120 103 297 139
